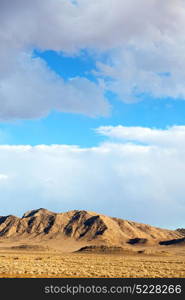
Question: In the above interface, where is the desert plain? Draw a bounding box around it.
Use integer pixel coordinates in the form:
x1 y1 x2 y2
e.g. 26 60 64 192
0 247 185 278
0 208 184 278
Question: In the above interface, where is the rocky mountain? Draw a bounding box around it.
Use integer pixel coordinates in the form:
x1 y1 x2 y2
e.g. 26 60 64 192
0 208 183 251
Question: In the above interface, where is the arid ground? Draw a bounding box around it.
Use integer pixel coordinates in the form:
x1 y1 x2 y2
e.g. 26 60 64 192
0 209 184 278
0 246 184 278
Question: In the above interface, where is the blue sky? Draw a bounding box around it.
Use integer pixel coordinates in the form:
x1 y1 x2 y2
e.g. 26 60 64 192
1 50 185 147
0 0 185 228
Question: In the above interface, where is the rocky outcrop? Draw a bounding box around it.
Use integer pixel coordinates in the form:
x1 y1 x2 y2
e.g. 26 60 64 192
176 228 185 236
159 237 185 246
0 209 183 247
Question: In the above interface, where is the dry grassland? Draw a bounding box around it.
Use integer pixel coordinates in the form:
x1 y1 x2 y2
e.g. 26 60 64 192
0 250 184 278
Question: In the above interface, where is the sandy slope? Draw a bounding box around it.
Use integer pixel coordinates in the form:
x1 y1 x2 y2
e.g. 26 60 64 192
0 208 184 252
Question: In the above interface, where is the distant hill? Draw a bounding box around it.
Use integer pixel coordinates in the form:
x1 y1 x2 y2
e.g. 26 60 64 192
0 208 183 252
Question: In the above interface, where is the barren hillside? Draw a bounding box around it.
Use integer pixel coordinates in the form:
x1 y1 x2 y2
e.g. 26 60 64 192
0 208 183 251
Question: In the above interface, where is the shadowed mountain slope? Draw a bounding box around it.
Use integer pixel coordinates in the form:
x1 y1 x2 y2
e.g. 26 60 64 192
0 209 183 250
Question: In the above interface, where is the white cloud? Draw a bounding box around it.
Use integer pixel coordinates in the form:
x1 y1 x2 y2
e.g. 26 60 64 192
96 43 185 102
1 0 185 119
1 0 184 52
0 53 110 120
0 126 185 228
0 174 8 181
96 125 185 147
0 1 185 227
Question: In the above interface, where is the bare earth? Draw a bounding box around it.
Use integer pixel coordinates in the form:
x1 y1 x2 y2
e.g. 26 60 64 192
0 247 184 278
0 209 184 278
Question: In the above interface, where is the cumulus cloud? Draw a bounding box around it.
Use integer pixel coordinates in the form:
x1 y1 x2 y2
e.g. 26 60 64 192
0 53 109 120
0 0 114 120
96 43 185 102
1 0 185 119
1 0 184 52
0 1 185 227
0 126 185 228
96 125 185 147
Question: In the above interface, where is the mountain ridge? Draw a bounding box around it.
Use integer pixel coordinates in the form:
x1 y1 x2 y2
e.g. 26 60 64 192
0 208 183 252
